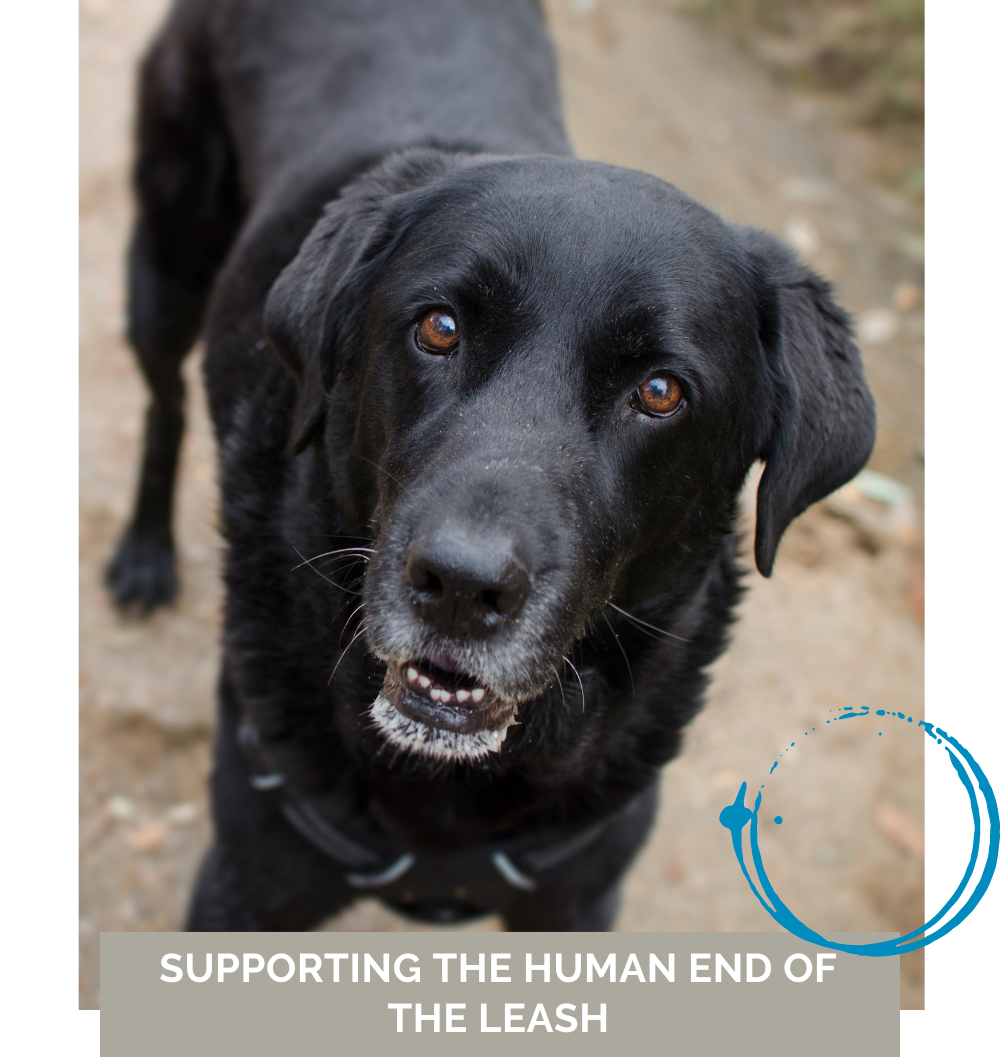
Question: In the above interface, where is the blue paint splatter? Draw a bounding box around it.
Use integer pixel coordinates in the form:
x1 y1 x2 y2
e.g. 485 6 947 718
720 720 999 956
774 816 783 824
770 761 778 774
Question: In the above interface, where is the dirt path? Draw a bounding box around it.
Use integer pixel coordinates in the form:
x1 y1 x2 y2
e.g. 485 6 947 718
80 0 924 1010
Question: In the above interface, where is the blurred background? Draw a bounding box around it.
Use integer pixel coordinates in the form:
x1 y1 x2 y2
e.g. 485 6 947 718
80 0 925 1010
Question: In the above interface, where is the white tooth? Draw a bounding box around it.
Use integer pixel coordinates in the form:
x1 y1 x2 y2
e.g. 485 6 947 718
456 690 470 703
439 691 452 704
418 675 431 689
407 667 418 683
471 687 485 703
430 688 442 701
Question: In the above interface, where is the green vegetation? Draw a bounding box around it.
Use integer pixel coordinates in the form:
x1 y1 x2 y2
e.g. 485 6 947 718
669 0 923 201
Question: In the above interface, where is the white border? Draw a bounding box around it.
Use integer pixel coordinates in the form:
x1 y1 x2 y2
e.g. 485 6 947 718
0 2 991 1054
0 1 93 1053
907 0 1000 1053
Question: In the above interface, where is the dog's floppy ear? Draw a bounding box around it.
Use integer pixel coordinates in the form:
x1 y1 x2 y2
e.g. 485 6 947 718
745 229 877 576
264 150 457 454
263 203 359 454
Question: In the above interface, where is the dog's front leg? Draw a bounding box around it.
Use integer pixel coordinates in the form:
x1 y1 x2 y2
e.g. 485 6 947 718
187 825 361 932
186 843 260 932
187 667 361 931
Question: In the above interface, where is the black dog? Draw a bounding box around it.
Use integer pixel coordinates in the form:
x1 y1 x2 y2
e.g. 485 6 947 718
107 0 875 931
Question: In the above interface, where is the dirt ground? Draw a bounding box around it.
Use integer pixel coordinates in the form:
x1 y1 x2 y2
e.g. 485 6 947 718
79 0 925 1011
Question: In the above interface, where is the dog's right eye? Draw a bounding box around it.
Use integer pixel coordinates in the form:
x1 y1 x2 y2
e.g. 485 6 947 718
629 373 684 418
416 309 459 355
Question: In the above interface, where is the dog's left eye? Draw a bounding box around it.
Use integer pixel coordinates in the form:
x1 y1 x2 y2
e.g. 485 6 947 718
416 309 459 354
629 374 684 418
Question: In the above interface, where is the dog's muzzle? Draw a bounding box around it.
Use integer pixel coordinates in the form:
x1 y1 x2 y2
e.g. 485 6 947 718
370 656 520 762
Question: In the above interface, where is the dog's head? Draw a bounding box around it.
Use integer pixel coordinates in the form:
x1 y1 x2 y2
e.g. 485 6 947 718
265 150 875 762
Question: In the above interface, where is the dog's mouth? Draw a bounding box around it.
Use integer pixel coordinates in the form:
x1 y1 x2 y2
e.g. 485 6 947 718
379 657 517 735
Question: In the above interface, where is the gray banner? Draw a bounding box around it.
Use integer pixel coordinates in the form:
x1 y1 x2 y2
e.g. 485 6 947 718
101 932 898 1056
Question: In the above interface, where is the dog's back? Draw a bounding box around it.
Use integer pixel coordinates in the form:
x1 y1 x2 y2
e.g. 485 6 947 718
116 0 570 457
152 0 569 205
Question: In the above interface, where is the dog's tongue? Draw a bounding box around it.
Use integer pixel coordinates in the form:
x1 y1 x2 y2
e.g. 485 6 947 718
426 653 462 674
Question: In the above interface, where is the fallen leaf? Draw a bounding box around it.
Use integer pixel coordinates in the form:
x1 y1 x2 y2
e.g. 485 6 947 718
784 215 820 257
876 802 923 857
665 859 686 884
857 308 900 345
127 821 168 853
892 280 921 313
106 795 136 821
166 802 198 825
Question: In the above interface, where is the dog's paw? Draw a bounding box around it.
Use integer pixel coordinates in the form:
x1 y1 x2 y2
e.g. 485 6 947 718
105 532 179 613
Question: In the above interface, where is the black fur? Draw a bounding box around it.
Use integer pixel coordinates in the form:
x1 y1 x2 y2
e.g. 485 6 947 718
108 0 875 930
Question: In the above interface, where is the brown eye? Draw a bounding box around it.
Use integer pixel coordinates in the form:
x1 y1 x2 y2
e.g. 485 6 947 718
416 309 459 354
629 374 684 418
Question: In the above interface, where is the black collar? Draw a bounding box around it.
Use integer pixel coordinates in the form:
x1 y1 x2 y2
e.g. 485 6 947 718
237 714 611 892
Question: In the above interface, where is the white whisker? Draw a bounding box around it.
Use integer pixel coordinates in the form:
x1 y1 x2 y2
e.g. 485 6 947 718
317 553 371 570
292 546 374 571
550 663 567 710
602 611 635 696
563 655 586 713
291 546 353 591
329 623 369 684
291 546 373 597
608 602 691 644
339 601 366 644
354 453 409 494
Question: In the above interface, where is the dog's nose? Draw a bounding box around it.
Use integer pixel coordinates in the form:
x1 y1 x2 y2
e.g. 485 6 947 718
405 521 532 637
